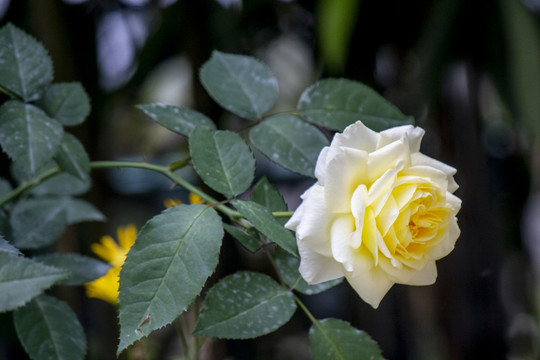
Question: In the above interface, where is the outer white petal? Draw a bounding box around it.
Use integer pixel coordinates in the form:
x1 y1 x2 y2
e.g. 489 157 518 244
411 152 459 192
446 192 462 216
379 125 425 153
298 242 344 283
332 121 380 152
346 267 394 309
314 146 330 184
324 147 369 213
293 184 334 256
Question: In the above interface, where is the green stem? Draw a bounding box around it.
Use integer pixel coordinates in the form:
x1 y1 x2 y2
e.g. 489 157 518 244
0 85 21 100
272 211 293 218
90 161 241 220
175 316 191 358
293 293 318 325
0 161 242 221
0 166 62 206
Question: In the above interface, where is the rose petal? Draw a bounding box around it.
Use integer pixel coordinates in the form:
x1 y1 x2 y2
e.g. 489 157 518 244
362 208 383 264
350 184 368 248
411 153 459 192
314 146 330 184
368 168 397 216
329 214 356 271
377 194 399 237
403 261 437 285
428 217 460 259
298 242 344 283
379 125 425 153
367 136 411 183
333 121 380 152
294 184 334 256
324 147 369 213
346 267 394 309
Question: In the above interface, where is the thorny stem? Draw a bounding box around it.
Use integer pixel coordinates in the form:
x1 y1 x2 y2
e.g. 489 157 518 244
1 160 293 225
90 161 241 220
0 166 62 206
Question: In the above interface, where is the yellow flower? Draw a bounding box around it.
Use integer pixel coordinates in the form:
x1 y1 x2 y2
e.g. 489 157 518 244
189 192 204 205
163 192 204 208
286 121 461 308
85 224 137 304
164 198 182 208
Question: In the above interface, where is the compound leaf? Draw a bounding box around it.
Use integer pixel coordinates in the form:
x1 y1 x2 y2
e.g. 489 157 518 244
117 204 223 354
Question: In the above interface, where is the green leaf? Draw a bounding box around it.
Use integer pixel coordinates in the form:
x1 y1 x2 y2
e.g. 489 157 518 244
14 294 86 360
250 114 329 177
251 177 287 212
223 223 262 253
231 199 297 256
0 252 67 312
309 318 384 360
11 197 69 249
33 253 111 286
54 133 90 180
31 172 91 196
190 127 255 197
0 235 21 255
194 271 296 339
0 23 53 101
274 247 342 295
118 204 223 354
297 78 413 131
36 83 91 126
200 51 278 120
251 177 288 225
137 104 216 137
0 210 10 241
0 177 12 199
0 101 63 178
63 198 105 224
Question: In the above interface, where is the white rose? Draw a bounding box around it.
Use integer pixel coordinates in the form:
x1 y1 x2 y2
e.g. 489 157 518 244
285 121 461 308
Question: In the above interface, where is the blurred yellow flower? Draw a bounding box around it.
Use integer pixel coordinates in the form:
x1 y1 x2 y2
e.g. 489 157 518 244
85 224 137 304
164 192 204 208
164 198 182 208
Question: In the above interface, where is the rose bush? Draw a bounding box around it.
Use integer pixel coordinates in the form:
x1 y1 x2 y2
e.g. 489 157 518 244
286 121 461 308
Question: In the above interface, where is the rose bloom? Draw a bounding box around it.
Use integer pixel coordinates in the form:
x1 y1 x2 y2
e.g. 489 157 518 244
285 121 461 308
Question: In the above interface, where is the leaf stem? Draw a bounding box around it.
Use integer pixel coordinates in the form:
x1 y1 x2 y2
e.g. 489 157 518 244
293 293 318 325
90 161 241 220
0 166 61 206
272 211 293 218
0 161 243 221
0 85 22 101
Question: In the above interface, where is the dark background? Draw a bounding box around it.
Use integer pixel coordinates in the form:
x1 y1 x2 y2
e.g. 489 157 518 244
1 0 539 359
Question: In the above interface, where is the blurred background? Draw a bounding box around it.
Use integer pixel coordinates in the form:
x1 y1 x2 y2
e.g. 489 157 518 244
1 0 540 359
